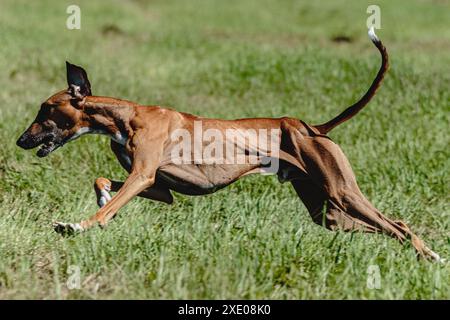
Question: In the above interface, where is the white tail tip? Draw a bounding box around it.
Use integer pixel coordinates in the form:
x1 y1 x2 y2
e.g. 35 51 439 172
368 26 380 43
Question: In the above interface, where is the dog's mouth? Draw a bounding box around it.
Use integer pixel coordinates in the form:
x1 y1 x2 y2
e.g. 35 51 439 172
18 124 72 158
37 140 60 157
36 135 63 158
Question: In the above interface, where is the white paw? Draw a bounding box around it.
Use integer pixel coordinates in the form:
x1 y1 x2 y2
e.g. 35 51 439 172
426 249 446 264
53 221 84 235
434 255 446 264
97 187 112 208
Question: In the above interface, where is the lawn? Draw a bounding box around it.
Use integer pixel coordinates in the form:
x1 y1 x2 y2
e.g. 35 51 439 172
0 0 448 299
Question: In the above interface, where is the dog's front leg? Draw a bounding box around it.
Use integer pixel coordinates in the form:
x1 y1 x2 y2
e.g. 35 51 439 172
87 172 155 228
94 177 173 208
54 137 164 235
54 172 155 234
94 177 114 208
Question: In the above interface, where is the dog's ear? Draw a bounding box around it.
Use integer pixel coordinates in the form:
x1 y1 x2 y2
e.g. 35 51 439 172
66 61 92 99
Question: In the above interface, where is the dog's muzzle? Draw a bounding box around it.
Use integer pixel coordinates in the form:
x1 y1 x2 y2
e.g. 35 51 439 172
16 133 34 150
16 131 61 157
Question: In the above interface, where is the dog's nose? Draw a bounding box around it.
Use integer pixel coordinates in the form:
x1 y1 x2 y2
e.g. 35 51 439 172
16 136 26 148
16 134 31 149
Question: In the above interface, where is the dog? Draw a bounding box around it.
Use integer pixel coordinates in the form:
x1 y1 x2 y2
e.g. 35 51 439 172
16 28 442 261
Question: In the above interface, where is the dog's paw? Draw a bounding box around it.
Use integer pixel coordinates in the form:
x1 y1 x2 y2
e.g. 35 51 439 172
97 186 112 208
53 221 84 236
424 248 447 264
434 255 447 264
95 178 112 208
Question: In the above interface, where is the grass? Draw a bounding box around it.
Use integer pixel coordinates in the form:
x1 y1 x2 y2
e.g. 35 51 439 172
0 0 449 299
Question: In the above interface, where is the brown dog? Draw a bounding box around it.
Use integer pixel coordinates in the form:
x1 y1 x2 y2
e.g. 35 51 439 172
17 28 442 261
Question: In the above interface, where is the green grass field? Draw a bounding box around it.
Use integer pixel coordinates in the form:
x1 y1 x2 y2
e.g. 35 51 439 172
0 0 449 299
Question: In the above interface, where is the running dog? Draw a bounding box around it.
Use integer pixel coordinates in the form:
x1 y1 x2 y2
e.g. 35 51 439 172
16 28 442 261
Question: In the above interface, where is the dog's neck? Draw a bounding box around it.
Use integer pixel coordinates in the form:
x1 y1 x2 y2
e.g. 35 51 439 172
74 96 138 146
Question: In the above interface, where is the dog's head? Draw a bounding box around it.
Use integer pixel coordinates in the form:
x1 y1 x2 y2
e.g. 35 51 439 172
17 62 92 157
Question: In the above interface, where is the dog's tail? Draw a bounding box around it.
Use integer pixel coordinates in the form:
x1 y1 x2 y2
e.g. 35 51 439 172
313 27 389 135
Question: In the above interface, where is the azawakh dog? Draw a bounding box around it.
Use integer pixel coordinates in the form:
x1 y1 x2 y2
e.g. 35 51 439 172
16 28 443 262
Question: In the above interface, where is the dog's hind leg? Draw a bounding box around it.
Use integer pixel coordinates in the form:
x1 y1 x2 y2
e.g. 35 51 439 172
280 120 442 262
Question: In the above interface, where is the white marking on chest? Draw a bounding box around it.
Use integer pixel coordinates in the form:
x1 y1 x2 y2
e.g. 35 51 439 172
67 127 94 142
68 127 128 146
